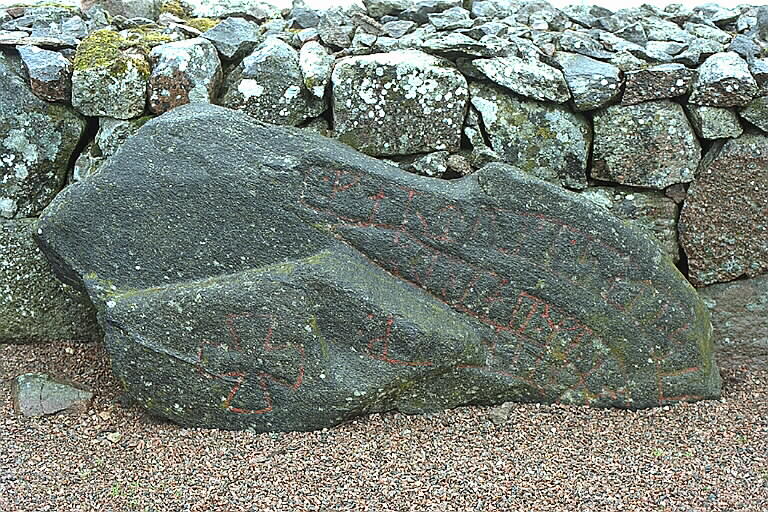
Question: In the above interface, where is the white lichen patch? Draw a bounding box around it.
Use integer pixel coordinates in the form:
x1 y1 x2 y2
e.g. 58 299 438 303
331 50 468 156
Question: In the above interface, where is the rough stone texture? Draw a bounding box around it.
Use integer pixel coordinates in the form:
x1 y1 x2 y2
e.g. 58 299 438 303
0 51 85 219
550 52 620 112
148 38 222 115
71 30 149 119
12 373 93 416
220 37 322 126
685 105 743 140
332 50 468 156
72 117 149 182
580 186 681 264
470 82 591 190
738 97 768 133
473 56 570 103
699 274 768 359
183 0 281 20
592 101 701 190
35 104 719 431
622 64 695 106
688 52 760 108
1 220 99 343
200 16 261 61
679 134 768 287
299 41 334 100
17 45 72 103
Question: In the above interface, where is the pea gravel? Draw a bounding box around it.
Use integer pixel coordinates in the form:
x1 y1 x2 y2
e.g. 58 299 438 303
1 341 766 512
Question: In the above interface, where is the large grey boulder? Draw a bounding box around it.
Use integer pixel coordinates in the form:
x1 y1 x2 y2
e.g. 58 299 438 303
470 82 591 190
592 101 701 189
1 51 85 219
35 104 719 431
72 116 149 182
679 134 768 287
1 220 99 343
332 50 468 156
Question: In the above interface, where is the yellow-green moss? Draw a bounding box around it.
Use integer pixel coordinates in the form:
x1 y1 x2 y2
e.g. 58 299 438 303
74 29 150 79
184 17 221 33
121 26 174 55
159 0 190 17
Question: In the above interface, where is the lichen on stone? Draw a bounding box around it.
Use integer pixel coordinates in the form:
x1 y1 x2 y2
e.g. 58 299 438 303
184 17 221 33
73 30 150 79
159 0 191 18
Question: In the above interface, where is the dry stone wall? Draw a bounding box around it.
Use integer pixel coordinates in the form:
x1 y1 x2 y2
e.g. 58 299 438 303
0 0 766 425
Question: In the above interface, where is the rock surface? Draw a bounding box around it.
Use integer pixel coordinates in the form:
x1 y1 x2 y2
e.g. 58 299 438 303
622 64 694 105
200 16 260 61
679 134 768 287
148 37 222 114
592 101 701 189
220 37 321 126
470 81 591 190
36 104 719 431
473 56 571 103
71 30 149 119
1 51 85 219
550 52 620 112
688 52 759 108
685 105 743 140
332 50 468 156
580 186 681 264
1 220 99 343
17 45 72 102
699 274 768 359
12 373 93 416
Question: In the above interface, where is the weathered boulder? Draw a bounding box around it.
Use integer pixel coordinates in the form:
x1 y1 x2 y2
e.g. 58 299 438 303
622 64 694 106
739 97 768 133
220 37 322 126
1 220 99 343
688 52 759 108
332 50 468 156
685 105 743 140
679 134 768 287
299 40 334 100
183 0 281 20
550 52 621 111
12 373 92 416
592 101 701 189
200 16 261 61
1 51 85 219
36 104 719 431
473 56 571 103
699 274 768 360
470 81 591 190
147 37 222 114
580 186 681 264
17 45 72 102
71 30 149 119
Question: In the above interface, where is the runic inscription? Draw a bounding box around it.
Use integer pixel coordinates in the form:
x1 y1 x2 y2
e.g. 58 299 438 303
195 313 305 414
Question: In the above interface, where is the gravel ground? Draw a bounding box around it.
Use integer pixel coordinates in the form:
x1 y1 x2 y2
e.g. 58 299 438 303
1 341 766 512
